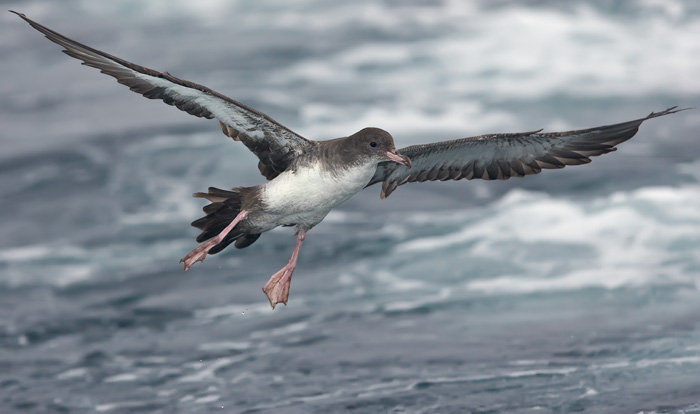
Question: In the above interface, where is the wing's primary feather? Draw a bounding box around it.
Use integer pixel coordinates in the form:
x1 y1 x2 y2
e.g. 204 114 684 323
11 11 314 180
368 107 685 198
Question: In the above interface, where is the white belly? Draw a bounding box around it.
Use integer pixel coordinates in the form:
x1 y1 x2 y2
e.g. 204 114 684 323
261 161 376 228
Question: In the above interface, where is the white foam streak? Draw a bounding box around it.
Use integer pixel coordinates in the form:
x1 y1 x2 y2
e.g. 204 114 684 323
178 356 246 383
635 356 700 368
281 1 700 140
395 182 700 295
301 101 516 141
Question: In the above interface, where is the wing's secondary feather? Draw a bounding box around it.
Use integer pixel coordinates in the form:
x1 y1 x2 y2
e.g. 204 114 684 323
368 107 685 198
12 11 314 180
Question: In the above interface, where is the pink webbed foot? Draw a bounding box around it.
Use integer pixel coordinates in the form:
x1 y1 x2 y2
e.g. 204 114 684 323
262 228 307 309
180 239 219 271
180 209 248 271
262 264 296 309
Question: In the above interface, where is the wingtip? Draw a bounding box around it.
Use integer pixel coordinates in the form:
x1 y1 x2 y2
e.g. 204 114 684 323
380 181 398 199
9 10 32 25
647 106 691 119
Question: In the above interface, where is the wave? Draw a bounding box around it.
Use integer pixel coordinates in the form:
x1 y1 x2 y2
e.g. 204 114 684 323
392 178 700 296
3 163 698 296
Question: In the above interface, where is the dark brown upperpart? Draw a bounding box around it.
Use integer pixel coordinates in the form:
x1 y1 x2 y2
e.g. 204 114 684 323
366 107 687 198
11 10 315 183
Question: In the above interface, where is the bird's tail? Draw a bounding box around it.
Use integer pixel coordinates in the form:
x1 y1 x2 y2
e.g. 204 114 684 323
191 187 261 254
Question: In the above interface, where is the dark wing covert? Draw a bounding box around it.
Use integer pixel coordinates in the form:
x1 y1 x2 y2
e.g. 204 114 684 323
12 11 314 180
368 107 684 198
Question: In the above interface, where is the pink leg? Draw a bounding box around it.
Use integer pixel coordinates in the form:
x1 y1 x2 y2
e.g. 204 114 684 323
180 210 249 271
262 229 307 309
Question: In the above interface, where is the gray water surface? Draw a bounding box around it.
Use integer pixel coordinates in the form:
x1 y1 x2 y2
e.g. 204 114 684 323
2 1 700 413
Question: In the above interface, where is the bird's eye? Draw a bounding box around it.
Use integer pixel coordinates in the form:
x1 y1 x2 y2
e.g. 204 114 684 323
369 141 377 147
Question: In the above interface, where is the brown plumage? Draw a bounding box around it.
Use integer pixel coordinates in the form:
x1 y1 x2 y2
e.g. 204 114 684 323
10 10 314 182
12 10 686 308
367 107 685 198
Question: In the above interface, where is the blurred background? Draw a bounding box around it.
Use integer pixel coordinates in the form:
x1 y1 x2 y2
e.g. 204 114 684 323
2 0 700 413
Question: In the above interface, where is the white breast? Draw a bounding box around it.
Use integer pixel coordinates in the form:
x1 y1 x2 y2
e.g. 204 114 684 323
261 161 376 227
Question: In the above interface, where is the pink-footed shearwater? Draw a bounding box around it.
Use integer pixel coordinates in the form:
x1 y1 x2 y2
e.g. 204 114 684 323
12 11 686 308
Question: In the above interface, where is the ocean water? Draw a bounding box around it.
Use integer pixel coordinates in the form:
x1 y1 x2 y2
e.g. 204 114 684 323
2 0 700 413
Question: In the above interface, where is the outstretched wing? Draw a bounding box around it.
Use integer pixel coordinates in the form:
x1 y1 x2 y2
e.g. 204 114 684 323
12 11 314 180
368 107 685 198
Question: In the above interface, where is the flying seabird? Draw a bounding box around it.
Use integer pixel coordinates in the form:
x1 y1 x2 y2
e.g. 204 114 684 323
12 11 686 308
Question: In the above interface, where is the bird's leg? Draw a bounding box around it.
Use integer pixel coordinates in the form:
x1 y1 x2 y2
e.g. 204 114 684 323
262 228 307 309
180 209 249 271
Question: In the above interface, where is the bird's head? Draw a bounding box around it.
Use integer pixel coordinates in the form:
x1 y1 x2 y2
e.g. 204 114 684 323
350 127 411 168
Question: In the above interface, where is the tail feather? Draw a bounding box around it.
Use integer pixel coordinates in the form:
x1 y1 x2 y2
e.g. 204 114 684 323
195 221 242 243
202 202 224 216
193 187 241 203
190 187 261 252
235 233 261 249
